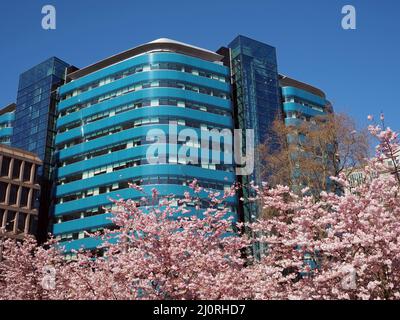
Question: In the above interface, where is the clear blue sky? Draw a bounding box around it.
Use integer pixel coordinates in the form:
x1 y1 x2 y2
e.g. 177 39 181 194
0 0 399 130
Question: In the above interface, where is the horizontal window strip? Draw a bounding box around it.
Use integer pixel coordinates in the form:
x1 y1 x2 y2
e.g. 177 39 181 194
57 87 232 129
54 184 238 217
56 107 233 146
59 52 230 96
57 98 231 133
56 164 236 198
58 70 230 113
58 143 234 180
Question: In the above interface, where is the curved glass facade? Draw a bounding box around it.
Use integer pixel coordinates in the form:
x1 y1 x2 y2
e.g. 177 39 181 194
280 77 334 193
281 85 331 126
53 44 237 251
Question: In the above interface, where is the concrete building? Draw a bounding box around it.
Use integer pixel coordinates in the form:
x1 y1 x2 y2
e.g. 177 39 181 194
0 144 42 240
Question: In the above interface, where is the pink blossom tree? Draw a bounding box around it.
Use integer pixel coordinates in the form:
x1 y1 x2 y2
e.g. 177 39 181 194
1 182 250 300
0 120 399 300
0 236 64 300
244 122 400 299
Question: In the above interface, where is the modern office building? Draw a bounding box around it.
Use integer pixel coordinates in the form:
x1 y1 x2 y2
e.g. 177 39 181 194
12 57 71 242
0 103 16 146
3 36 333 252
280 75 333 125
217 36 335 223
0 144 42 240
279 75 334 192
53 39 237 251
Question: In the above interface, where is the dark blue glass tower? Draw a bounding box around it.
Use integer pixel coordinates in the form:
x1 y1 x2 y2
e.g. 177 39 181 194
12 57 71 241
227 35 282 223
12 57 70 172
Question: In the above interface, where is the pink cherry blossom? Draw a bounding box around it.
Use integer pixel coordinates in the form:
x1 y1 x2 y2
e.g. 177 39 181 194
0 118 399 300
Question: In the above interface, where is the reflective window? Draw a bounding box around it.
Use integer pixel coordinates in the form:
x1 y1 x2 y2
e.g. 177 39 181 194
23 162 33 181
17 212 27 233
12 159 22 179
1 156 11 176
8 185 18 205
6 210 16 231
0 182 7 202
20 187 30 207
